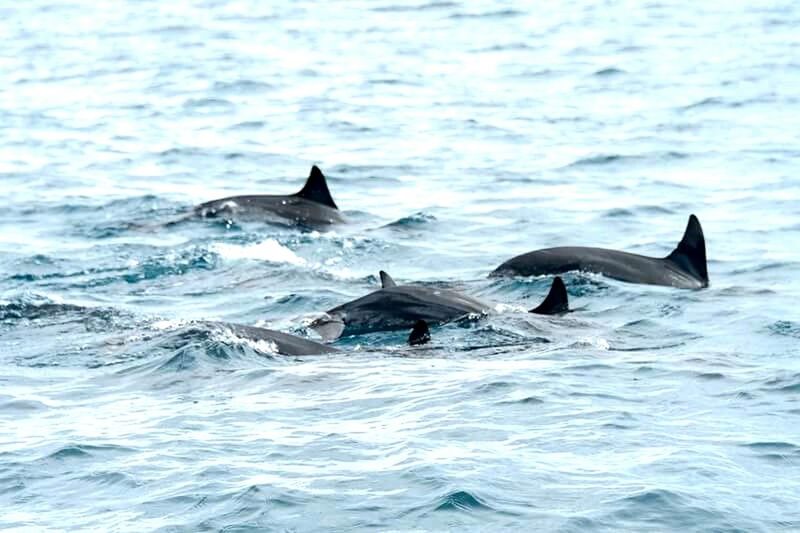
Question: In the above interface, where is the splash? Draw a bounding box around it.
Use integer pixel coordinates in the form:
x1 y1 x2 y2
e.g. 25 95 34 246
211 239 307 266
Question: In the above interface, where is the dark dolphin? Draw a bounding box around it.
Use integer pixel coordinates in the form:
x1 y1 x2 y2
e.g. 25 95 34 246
195 165 344 226
490 215 708 289
206 322 339 356
310 271 568 341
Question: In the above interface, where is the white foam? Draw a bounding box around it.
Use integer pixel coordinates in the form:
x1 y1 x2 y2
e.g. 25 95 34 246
576 337 610 350
211 327 280 355
494 303 528 314
150 319 190 331
212 239 306 266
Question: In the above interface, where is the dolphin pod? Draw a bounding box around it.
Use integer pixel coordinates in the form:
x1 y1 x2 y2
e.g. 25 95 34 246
176 272 567 354
193 167 708 289
183 168 710 353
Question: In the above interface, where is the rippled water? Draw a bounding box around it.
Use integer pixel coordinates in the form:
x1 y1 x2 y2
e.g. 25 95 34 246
2 0 800 531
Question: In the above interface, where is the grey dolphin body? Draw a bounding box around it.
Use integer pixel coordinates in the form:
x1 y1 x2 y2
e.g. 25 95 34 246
310 271 568 341
206 322 339 356
490 215 709 289
407 277 569 347
195 165 344 226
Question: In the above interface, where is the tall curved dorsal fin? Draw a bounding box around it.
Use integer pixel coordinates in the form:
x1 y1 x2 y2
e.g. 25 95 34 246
295 165 338 209
379 270 397 289
665 214 708 287
530 276 569 315
408 320 431 346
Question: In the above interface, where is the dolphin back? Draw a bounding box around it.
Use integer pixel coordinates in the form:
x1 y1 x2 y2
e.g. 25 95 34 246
490 214 709 289
194 166 343 225
206 322 339 356
313 285 488 339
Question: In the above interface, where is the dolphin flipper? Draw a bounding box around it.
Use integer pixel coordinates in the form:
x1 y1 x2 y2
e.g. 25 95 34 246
665 214 708 287
408 320 431 346
295 165 338 209
380 271 397 288
529 277 569 315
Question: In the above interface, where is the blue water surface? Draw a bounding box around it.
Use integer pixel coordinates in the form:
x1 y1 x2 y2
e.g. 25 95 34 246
2 0 800 531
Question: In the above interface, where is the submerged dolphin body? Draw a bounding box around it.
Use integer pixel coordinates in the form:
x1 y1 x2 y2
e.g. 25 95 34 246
203 319 434 355
310 271 568 341
490 215 709 289
195 165 344 226
207 322 340 356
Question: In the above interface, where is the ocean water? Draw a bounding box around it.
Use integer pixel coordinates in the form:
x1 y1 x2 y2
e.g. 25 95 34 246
2 0 800 530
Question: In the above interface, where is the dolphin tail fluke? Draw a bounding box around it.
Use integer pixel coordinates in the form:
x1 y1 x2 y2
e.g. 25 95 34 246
295 165 338 209
408 320 431 346
529 276 569 315
665 214 708 287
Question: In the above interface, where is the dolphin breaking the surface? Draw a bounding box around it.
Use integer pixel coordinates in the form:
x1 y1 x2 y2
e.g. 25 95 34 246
206 322 340 356
310 271 569 341
204 319 438 356
490 215 709 289
195 165 344 226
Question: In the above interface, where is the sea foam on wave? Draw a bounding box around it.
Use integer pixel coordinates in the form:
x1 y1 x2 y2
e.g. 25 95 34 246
211 239 307 266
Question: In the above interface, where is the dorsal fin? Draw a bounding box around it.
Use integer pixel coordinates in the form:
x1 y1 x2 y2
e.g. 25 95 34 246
530 277 569 315
295 165 338 209
665 214 708 287
408 320 431 346
380 270 397 289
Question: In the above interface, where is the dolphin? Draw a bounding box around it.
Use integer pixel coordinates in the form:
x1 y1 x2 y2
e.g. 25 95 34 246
206 322 340 356
310 271 569 341
204 320 434 355
489 215 708 289
195 165 344 226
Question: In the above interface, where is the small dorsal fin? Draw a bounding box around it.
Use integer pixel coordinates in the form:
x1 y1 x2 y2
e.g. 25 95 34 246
665 214 708 287
408 320 431 346
530 277 569 315
295 165 338 209
380 271 397 288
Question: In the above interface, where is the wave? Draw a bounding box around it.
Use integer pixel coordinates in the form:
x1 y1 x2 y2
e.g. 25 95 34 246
566 151 689 168
182 97 235 114
212 79 273 94
605 488 723 529
0 295 126 326
594 67 625 76
741 441 800 461
434 490 494 512
382 211 437 229
449 9 524 19
44 443 137 461
769 320 800 338
372 2 458 12
111 321 305 384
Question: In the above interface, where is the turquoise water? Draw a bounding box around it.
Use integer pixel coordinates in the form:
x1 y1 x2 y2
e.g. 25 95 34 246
2 1 800 531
